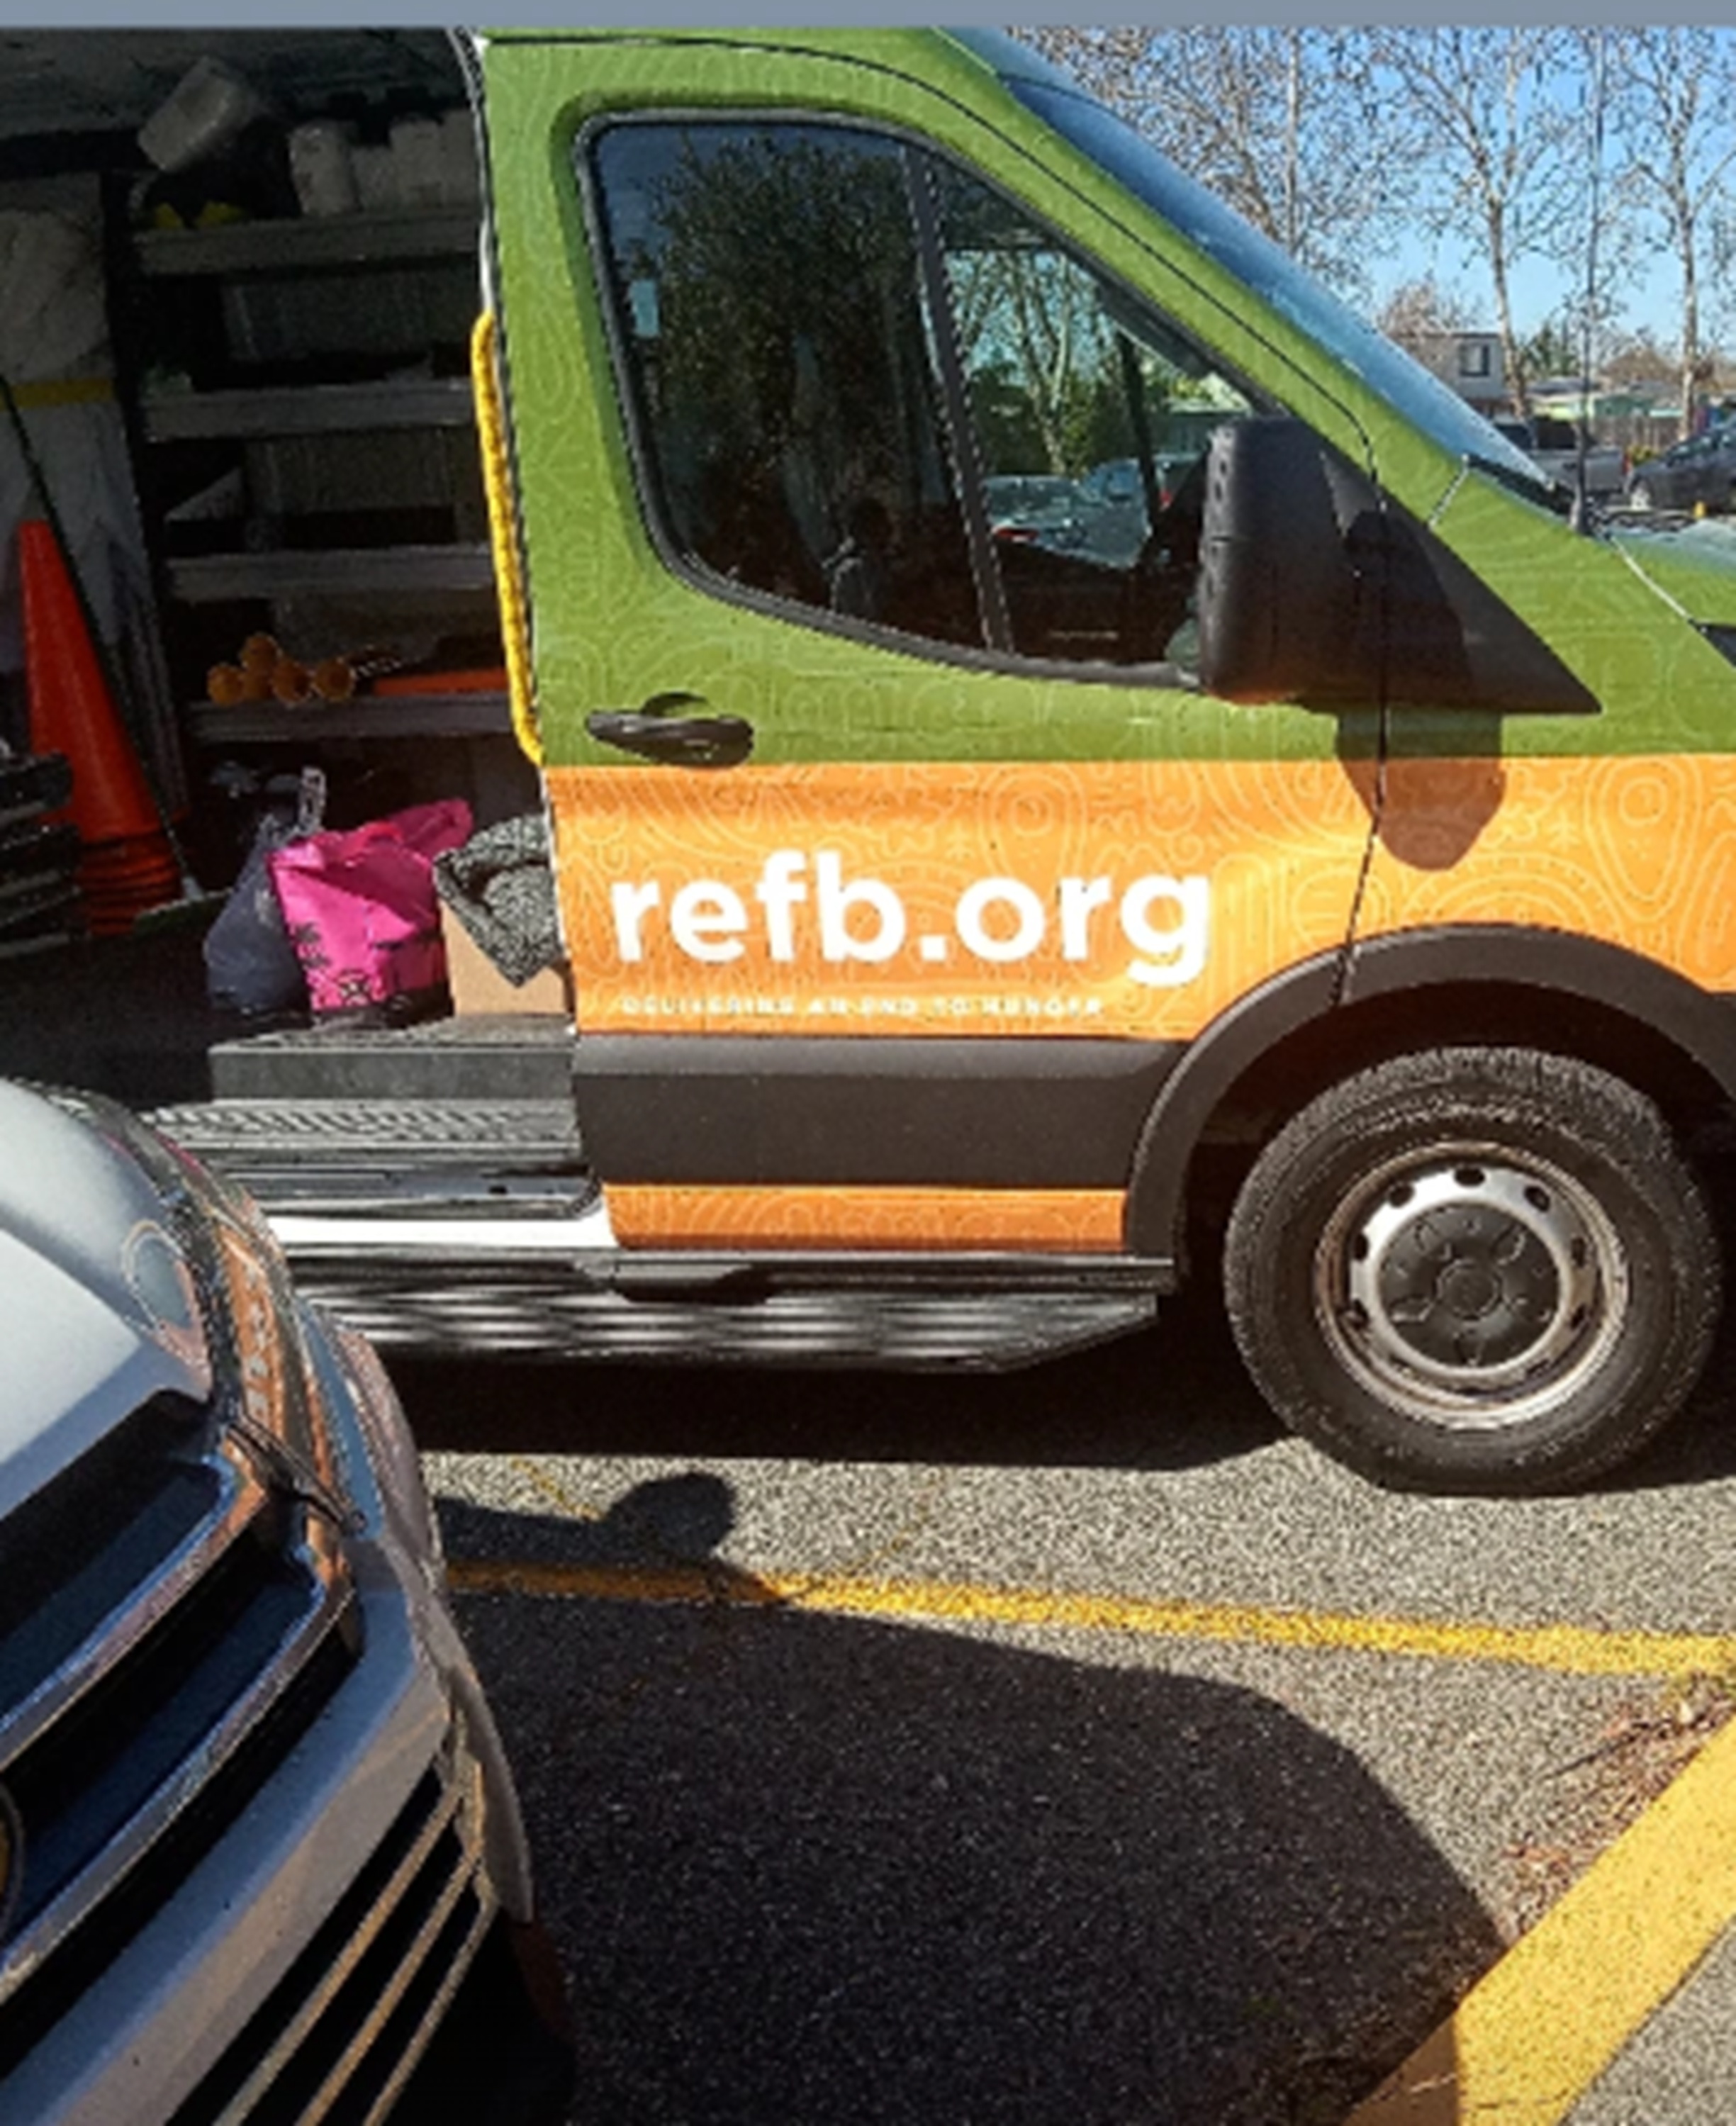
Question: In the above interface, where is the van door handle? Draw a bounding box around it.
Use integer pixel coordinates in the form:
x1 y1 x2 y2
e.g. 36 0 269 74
585 693 754 768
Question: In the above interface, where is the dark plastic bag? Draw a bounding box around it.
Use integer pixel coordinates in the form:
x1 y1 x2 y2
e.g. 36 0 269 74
202 768 325 1014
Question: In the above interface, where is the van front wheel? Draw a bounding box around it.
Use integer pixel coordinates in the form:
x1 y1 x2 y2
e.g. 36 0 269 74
1222 1047 1719 1493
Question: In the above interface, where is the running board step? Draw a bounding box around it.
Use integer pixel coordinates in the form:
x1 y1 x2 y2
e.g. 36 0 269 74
144 1095 595 1215
280 1256 1160 1369
208 1013 573 1102
145 1091 1164 1367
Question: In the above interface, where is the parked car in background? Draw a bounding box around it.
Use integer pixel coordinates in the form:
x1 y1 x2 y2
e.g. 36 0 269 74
1073 452 1200 564
983 472 1090 552
1491 417 1626 500
1077 453 1197 510
0 1079 573 2125
1625 423 1736 513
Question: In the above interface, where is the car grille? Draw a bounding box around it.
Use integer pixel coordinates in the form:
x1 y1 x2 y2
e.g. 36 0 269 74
169 1770 496 2126
0 1391 366 2102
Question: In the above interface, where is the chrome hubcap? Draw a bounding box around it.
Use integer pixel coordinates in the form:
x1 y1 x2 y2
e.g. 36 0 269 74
1316 1148 1627 1428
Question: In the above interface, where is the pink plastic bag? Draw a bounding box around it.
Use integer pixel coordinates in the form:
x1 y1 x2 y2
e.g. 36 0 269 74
268 798 473 1017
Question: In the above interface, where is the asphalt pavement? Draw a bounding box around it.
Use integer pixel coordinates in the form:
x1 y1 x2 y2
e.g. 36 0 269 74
13 927 1734 2118
393 1285 1736 2126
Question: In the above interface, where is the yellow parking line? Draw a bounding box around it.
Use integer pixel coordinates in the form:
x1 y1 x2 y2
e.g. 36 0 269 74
452 1553 1736 2118
444 1557 1736 1682
1344 1710 1736 2124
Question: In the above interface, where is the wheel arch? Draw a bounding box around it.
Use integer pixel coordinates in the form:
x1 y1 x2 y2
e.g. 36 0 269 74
1126 924 1736 1269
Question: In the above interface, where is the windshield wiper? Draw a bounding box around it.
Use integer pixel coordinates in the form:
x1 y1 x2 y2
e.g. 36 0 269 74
1465 452 1576 520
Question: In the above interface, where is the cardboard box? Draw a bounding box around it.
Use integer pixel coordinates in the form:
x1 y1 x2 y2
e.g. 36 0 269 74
441 904 571 1015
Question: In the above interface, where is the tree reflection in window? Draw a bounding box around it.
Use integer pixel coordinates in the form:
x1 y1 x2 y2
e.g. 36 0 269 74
594 123 980 644
590 118 1259 673
933 156 1257 667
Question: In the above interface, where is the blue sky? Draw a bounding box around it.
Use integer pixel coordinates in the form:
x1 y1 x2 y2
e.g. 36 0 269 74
1376 216 1693 367
1352 32 1701 353
1370 242 1664 349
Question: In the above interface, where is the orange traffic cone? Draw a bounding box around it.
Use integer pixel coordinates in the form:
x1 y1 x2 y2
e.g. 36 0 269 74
16 517 178 932
18 517 159 845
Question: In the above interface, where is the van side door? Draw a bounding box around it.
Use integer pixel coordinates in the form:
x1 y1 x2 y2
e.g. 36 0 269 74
478 30 1386 1255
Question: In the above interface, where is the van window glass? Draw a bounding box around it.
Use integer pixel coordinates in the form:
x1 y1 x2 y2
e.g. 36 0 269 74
589 122 982 647
931 158 1257 670
999 67 1547 495
590 118 1260 679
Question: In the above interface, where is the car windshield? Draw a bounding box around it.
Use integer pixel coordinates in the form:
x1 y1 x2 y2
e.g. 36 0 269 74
986 476 1077 514
965 35 1551 503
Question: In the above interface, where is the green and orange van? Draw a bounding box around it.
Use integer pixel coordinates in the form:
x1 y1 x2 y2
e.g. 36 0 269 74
186 28 1736 1494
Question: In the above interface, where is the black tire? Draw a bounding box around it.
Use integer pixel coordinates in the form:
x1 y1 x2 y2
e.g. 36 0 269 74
1222 1047 1720 1494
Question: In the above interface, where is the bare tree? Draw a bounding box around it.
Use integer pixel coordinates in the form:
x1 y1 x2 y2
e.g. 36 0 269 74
1600 326 1682 391
1376 275 1474 347
1016 26 1409 305
948 249 1108 473
1606 26 1736 431
1367 27 1589 416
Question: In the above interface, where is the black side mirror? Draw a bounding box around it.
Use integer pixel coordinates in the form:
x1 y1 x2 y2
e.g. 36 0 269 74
1195 416 1596 716
1195 417 1376 705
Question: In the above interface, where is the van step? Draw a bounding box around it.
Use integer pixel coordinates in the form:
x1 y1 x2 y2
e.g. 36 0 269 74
145 1095 595 1214
281 1256 1159 1368
208 1012 573 1102
146 1088 1165 1368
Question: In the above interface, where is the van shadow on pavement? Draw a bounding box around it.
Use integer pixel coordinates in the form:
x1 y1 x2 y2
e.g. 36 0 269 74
439 1474 1498 2126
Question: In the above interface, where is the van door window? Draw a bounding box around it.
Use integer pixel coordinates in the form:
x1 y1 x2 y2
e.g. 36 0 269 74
588 119 1258 676
590 121 982 647
931 159 1257 670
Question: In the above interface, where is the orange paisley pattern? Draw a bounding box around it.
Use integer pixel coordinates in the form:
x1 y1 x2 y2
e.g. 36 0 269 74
548 756 1373 1041
1360 752 1736 980
555 749 1736 1253
550 751 1736 1046
605 1184 1125 1251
